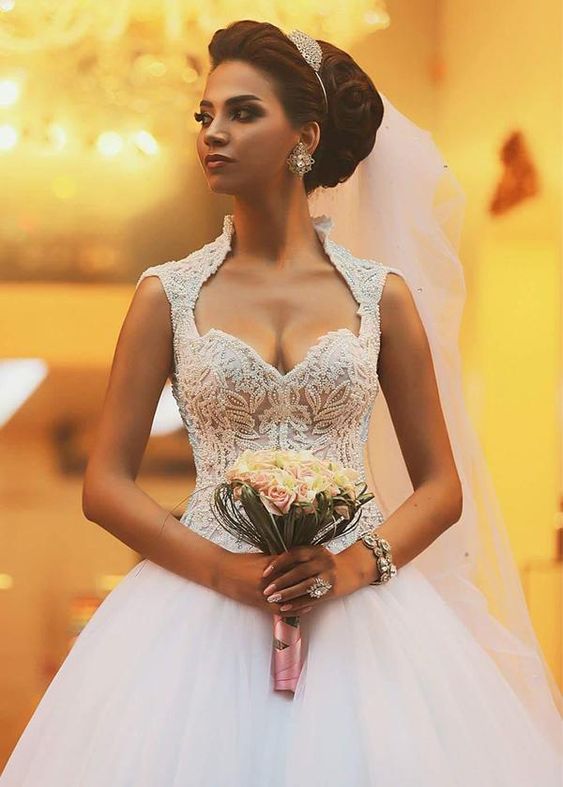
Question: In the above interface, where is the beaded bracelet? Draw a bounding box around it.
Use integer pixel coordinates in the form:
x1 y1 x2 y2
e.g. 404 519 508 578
356 530 398 585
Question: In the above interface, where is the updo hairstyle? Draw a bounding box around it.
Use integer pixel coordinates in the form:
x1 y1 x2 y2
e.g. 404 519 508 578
207 20 384 195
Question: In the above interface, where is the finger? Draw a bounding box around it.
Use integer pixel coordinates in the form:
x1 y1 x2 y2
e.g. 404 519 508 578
268 575 329 606
262 553 291 579
262 548 309 580
264 561 316 592
279 594 319 613
263 559 324 599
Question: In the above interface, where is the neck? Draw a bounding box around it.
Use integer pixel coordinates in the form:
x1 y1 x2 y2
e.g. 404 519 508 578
228 195 324 270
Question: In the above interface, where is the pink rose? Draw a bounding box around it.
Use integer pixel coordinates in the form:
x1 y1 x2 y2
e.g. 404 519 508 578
227 468 252 484
292 466 315 482
250 471 273 492
260 484 297 516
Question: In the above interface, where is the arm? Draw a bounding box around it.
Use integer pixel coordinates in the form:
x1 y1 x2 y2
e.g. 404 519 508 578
337 271 463 589
82 274 226 591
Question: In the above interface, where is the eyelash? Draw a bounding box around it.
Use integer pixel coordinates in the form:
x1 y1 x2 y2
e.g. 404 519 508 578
193 107 256 127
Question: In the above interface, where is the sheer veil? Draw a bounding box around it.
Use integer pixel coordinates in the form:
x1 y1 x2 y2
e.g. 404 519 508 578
308 91 562 751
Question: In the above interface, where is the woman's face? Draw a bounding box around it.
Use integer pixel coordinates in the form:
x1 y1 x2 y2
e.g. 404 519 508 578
195 60 315 196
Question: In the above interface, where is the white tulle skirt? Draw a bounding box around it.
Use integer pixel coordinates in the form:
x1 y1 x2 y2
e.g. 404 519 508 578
1 557 560 786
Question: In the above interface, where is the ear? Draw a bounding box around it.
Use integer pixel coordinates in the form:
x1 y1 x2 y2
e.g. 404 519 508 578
300 120 321 155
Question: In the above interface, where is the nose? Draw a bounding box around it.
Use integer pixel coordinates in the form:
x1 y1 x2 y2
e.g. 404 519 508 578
203 122 229 148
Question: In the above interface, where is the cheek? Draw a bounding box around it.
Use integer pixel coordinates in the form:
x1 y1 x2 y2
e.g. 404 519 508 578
241 135 290 175
195 133 207 164
252 145 283 170
196 135 206 161
239 119 290 161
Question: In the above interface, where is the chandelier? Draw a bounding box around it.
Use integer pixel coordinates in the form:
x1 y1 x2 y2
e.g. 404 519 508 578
0 0 390 152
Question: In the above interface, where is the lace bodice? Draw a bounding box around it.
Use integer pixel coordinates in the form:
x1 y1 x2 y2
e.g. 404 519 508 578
136 213 396 554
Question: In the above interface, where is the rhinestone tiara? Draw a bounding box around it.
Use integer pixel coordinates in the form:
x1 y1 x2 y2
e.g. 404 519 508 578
286 29 323 71
286 28 328 111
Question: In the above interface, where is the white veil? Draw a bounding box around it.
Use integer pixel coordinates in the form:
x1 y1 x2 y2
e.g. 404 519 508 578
308 92 562 751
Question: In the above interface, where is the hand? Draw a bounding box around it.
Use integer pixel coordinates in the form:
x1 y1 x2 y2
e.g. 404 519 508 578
215 550 315 616
259 545 361 617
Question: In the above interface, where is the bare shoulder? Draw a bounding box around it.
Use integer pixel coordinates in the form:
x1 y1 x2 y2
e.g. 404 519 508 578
134 269 172 307
135 258 181 296
379 267 415 325
124 262 180 354
380 268 412 306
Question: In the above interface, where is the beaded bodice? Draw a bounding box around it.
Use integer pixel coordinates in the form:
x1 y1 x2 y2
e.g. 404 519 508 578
136 213 394 554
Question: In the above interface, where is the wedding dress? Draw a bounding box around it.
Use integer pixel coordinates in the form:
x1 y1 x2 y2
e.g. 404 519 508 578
1 213 560 786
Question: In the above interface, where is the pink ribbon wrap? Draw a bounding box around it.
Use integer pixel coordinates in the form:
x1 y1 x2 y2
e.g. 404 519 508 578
271 613 303 692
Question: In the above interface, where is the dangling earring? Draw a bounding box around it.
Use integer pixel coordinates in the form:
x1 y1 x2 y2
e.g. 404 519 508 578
287 140 315 177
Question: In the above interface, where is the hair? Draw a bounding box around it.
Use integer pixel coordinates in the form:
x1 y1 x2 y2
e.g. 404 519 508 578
207 20 384 196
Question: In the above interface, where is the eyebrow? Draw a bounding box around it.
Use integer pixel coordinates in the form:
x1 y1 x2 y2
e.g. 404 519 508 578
199 94 263 108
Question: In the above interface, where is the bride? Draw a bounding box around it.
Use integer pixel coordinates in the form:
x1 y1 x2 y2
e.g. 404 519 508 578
1 19 561 786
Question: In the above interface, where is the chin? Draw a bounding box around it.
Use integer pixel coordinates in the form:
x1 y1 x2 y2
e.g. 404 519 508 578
207 180 237 196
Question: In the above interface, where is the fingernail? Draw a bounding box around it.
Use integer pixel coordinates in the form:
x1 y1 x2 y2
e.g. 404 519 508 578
267 593 282 603
263 583 276 595
280 604 292 611
262 564 274 577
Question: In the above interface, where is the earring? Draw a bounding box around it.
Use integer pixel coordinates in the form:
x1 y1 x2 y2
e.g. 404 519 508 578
287 140 315 177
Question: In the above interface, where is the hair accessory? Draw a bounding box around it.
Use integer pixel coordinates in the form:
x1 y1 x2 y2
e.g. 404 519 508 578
286 28 329 112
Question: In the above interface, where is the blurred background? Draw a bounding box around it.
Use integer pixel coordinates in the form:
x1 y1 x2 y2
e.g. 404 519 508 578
0 0 561 766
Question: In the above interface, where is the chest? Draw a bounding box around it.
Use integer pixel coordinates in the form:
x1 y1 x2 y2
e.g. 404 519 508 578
192 258 363 376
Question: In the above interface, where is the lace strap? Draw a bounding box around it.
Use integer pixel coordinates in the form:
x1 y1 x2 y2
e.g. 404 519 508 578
378 265 406 294
365 263 405 301
354 263 404 345
136 261 175 297
135 260 175 327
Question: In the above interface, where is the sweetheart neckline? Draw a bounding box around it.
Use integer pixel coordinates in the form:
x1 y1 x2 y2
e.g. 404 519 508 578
189 215 371 380
197 326 364 381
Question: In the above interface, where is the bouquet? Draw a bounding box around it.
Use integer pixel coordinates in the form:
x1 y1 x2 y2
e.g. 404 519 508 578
211 448 374 693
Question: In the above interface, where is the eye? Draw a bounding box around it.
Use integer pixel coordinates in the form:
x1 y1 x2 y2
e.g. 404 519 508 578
193 111 210 126
193 106 256 127
232 106 255 121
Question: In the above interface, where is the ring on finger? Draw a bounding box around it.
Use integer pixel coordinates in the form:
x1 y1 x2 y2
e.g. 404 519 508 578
306 576 332 599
